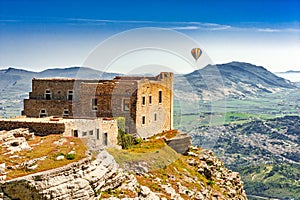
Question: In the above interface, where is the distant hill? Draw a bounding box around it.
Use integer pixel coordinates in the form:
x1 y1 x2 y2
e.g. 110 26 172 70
275 70 300 82
39 67 120 79
175 62 297 101
0 67 120 94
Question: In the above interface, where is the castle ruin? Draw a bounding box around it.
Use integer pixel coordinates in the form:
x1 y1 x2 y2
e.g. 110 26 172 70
22 72 174 139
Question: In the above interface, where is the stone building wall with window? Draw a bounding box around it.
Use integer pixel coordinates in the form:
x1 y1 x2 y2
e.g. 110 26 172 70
23 78 99 118
135 72 174 138
0 117 119 148
22 72 173 138
64 118 118 148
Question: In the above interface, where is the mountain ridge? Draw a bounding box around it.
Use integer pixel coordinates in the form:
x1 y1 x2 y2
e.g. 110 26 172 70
177 62 296 101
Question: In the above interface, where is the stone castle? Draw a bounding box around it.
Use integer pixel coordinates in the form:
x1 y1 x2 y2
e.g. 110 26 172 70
22 72 174 139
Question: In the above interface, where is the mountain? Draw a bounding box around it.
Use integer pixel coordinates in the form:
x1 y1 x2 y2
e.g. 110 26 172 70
277 70 300 73
0 67 120 93
175 62 296 101
275 70 300 82
0 68 37 91
39 66 120 79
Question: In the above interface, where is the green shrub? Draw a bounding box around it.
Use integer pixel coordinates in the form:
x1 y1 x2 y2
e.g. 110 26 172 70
66 154 75 160
118 129 142 149
207 180 215 186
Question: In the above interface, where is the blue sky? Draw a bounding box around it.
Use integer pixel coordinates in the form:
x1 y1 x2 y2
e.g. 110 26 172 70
0 0 300 72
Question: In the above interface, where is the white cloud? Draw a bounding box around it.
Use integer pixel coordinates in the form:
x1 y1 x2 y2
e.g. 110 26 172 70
171 26 200 30
67 18 233 31
257 28 281 32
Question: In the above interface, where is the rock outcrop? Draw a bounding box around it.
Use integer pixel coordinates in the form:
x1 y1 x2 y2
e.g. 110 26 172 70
0 150 161 200
0 130 247 200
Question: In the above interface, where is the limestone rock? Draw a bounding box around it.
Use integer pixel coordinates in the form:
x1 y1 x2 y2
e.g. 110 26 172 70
10 128 34 140
56 155 65 160
0 145 248 200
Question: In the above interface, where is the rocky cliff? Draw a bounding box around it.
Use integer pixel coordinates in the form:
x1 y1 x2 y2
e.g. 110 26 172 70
0 129 247 200
0 149 247 200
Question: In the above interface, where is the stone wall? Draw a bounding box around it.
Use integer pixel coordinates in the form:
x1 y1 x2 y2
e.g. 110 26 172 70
0 118 119 147
77 80 138 134
30 78 76 100
0 120 65 135
165 133 192 154
24 79 99 118
136 72 174 138
64 118 119 148
23 99 72 118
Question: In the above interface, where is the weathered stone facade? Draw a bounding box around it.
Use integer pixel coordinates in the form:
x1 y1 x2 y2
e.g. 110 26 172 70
23 72 174 138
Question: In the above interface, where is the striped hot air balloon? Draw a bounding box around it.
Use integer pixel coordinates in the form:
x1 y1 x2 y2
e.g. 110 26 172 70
191 48 202 61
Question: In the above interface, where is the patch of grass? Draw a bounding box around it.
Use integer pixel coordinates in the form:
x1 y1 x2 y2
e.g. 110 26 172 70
107 143 179 171
152 130 180 140
99 188 137 199
1 134 87 180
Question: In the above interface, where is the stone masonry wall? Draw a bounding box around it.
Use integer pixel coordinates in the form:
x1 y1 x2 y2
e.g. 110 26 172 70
64 118 119 148
77 80 138 134
0 121 65 135
23 99 72 118
136 72 174 138
24 79 99 118
30 79 76 100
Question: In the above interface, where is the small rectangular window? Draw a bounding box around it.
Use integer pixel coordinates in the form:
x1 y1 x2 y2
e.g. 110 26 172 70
39 109 47 118
123 99 130 111
142 116 146 125
96 129 100 140
142 95 146 106
154 113 157 122
92 98 98 111
63 109 69 116
45 89 51 100
82 132 87 137
89 130 93 135
158 91 162 103
103 132 108 145
73 130 78 137
68 90 73 101
149 95 152 105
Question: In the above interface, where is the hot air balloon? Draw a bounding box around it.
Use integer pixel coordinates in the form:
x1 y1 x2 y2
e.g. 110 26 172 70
191 48 202 61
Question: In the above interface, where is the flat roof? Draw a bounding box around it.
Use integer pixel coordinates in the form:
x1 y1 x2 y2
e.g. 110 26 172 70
0 116 115 123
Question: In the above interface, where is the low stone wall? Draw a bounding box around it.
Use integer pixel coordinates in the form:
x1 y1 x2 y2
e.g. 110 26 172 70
0 121 65 136
165 133 192 154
